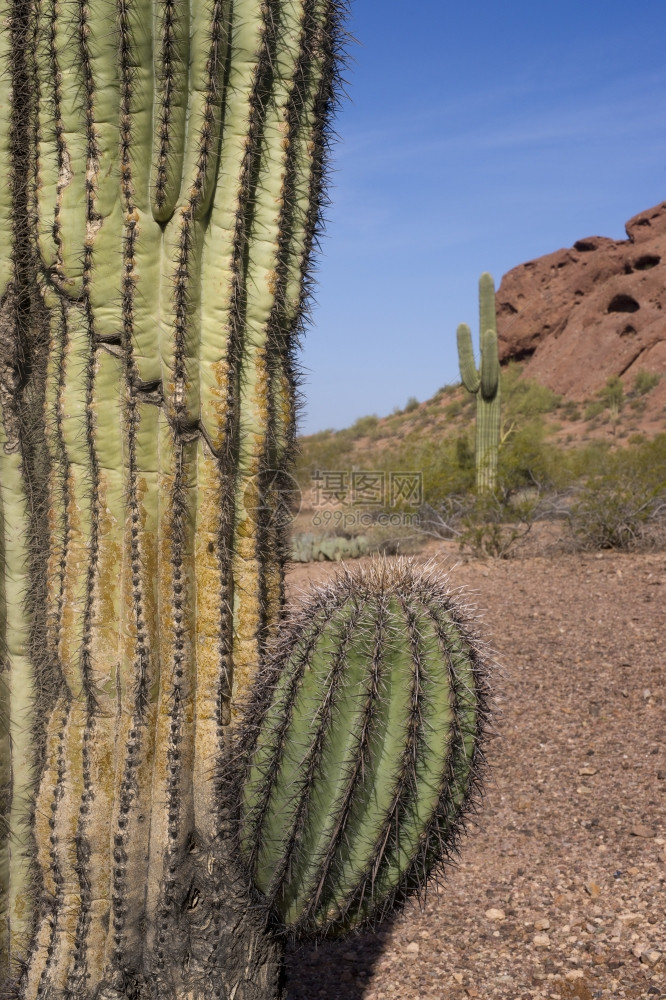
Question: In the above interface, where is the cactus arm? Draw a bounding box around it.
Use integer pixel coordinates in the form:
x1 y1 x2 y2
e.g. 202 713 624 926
480 325 499 401
478 272 496 342
456 323 480 394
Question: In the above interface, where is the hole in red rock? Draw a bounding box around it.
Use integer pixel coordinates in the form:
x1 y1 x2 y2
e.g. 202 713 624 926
498 302 518 316
511 348 536 362
620 324 637 336
574 240 598 252
634 254 660 271
607 294 640 314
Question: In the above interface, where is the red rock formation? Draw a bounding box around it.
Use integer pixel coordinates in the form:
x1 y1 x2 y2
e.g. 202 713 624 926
496 202 666 402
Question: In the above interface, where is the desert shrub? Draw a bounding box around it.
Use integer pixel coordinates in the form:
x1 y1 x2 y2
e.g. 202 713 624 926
497 419 563 493
350 413 379 438
633 370 660 396
444 399 463 419
599 375 624 412
457 492 539 559
560 399 581 421
567 435 666 550
502 364 561 419
584 399 605 420
404 396 419 413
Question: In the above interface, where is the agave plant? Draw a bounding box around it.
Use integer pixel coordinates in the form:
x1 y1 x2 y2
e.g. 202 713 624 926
0 0 492 996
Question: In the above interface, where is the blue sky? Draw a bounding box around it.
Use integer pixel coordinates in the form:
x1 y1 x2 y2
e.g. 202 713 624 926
297 1 666 434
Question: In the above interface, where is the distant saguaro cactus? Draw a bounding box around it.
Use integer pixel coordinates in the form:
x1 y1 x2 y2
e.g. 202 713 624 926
457 273 501 491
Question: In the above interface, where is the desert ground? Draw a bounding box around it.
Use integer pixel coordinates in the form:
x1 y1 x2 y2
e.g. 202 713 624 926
282 545 666 1000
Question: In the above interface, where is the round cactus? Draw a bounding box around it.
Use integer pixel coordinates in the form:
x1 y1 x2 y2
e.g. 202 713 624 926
232 559 492 939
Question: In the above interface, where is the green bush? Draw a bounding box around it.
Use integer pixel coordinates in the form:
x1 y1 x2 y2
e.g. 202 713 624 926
350 413 380 437
584 399 605 420
502 364 561 419
567 435 666 550
633 370 661 396
404 396 419 413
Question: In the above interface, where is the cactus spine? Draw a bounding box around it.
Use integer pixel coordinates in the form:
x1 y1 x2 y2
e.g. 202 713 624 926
0 0 343 996
233 560 489 939
457 273 501 492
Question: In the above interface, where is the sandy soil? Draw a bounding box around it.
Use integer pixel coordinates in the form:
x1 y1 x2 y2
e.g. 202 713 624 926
282 545 666 1000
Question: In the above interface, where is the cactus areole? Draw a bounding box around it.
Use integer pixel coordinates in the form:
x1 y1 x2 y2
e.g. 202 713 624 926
0 0 491 996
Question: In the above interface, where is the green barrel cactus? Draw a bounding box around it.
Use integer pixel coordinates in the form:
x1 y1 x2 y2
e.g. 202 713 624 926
0 0 492 995
232 559 489 939
457 273 501 492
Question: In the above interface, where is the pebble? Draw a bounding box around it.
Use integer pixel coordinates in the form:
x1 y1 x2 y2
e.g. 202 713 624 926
534 918 551 931
484 908 506 921
533 934 550 948
565 970 584 980
640 950 662 966
630 824 655 838
584 881 601 897
405 942 420 954
578 766 598 776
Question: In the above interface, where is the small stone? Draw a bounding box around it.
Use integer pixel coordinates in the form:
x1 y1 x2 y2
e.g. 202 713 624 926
584 881 601 898
453 973 464 985
534 917 551 931
643 688 652 699
578 766 598 776
405 941 420 954
657 770 665 781
484 907 506 921
533 933 550 948
641 950 662 967
566 970 584 981
630 824 655 838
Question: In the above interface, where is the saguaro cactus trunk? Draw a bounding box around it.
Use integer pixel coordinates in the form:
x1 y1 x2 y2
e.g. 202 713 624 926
456 273 501 492
0 0 343 996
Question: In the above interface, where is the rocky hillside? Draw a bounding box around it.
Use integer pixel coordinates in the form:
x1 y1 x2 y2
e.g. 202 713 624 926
496 202 666 414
